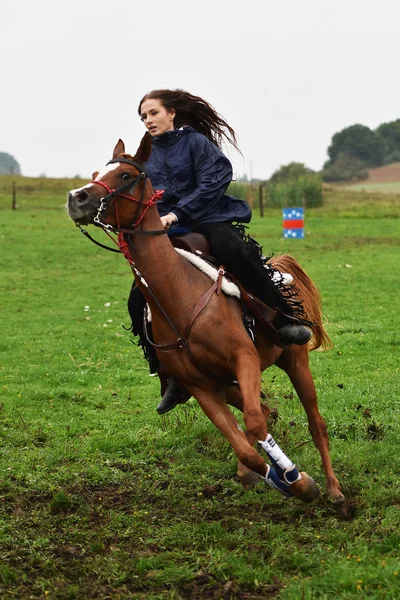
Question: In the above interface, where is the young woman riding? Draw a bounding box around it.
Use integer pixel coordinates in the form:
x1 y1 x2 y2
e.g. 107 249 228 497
128 89 312 414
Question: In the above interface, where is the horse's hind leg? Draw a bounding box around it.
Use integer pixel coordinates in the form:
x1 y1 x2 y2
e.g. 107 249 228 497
277 347 344 503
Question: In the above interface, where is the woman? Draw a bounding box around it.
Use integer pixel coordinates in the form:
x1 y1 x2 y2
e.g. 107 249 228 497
128 89 311 414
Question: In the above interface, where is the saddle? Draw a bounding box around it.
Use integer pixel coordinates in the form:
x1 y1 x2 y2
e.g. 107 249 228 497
171 232 211 256
170 233 285 347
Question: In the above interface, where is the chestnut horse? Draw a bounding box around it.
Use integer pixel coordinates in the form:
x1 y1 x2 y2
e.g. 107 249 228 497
67 136 344 504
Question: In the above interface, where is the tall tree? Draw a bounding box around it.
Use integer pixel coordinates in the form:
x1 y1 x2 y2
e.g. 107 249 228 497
0 152 21 175
375 119 400 162
327 124 385 167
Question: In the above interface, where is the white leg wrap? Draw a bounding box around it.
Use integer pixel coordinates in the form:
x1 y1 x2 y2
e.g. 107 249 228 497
259 434 294 471
259 434 302 485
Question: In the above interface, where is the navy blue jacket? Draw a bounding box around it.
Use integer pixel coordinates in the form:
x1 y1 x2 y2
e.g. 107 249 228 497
144 127 252 228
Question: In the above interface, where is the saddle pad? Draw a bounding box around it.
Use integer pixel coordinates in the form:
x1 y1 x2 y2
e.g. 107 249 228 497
174 247 241 298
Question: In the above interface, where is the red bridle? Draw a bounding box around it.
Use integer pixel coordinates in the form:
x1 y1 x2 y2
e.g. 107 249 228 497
89 178 164 228
75 157 167 264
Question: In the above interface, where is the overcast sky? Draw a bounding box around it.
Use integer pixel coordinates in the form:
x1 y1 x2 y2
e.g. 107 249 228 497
1 0 399 180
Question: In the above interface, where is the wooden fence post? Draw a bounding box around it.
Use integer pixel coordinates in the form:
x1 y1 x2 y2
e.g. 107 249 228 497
259 184 264 217
12 181 16 210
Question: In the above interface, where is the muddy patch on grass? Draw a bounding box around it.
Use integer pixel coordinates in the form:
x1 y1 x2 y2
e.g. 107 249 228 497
179 573 282 600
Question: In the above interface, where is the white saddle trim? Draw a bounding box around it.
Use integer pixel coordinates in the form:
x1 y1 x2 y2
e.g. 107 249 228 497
174 247 241 298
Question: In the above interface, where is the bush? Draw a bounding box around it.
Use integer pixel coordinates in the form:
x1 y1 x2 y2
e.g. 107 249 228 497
267 175 323 208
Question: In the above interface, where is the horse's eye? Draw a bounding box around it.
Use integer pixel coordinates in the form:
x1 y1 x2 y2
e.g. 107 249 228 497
121 173 131 180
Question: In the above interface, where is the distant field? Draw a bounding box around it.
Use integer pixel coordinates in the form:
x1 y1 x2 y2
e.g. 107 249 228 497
335 162 400 194
368 162 400 183
342 181 400 193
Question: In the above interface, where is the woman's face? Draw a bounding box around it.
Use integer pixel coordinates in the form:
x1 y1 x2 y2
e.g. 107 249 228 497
140 99 175 136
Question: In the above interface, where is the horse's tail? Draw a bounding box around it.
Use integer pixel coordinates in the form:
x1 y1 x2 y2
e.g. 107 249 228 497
268 254 333 351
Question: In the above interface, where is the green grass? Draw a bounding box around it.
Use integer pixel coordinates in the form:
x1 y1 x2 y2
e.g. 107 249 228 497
0 180 400 598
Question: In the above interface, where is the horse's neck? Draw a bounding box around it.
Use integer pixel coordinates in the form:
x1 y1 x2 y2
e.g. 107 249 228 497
129 206 190 300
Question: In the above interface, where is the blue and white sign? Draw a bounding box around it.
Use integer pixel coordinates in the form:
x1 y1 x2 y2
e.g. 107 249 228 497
283 207 304 239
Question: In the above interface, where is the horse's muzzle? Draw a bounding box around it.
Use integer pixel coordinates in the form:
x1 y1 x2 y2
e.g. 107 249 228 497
67 189 98 223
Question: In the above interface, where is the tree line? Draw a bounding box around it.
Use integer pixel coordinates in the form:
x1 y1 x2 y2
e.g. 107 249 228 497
322 119 400 182
264 118 400 186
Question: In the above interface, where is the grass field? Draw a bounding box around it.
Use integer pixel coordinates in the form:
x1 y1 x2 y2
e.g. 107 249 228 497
1 180 400 599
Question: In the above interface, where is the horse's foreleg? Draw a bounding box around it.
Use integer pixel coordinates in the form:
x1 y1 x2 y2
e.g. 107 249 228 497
193 386 269 478
194 385 318 501
226 385 269 489
234 356 319 502
277 348 344 503
234 354 267 440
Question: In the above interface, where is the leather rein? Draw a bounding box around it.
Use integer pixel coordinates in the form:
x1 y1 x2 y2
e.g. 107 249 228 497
76 156 225 360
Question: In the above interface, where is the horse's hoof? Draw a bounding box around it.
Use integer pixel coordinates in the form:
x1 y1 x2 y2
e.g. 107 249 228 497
331 492 346 505
238 470 260 490
291 472 320 503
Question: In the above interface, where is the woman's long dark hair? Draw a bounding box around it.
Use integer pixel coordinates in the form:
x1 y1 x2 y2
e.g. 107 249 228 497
138 89 239 151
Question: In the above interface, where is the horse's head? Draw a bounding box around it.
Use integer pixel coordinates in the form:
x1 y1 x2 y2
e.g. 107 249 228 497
67 134 154 230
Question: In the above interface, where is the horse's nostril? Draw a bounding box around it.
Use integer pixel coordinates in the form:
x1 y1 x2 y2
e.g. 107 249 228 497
70 189 90 204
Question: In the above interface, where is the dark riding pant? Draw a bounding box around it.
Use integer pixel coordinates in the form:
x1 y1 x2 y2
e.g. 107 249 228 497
128 286 159 374
193 222 293 315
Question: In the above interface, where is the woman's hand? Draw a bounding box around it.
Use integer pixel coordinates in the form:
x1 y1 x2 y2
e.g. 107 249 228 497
160 213 178 229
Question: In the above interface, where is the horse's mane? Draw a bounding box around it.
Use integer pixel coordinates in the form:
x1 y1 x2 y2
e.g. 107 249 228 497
269 254 333 352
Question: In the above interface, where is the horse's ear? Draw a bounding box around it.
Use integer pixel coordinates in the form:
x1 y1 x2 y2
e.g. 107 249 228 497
92 170 99 180
133 132 152 165
112 139 125 159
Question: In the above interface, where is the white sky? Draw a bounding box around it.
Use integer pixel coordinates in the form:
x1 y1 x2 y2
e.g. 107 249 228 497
1 0 399 180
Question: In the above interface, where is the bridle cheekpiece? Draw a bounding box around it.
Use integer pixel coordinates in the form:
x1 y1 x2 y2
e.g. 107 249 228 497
91 158 161 231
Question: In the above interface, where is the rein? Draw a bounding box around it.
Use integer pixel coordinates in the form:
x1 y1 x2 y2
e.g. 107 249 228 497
140 262 226 356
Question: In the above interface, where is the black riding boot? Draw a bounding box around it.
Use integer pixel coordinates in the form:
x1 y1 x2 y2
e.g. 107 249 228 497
272 311 312 346
157 375 191 415
128 284 190 413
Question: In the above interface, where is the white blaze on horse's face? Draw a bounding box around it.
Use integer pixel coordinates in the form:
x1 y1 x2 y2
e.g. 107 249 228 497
94 162 121 181
66 162 122 224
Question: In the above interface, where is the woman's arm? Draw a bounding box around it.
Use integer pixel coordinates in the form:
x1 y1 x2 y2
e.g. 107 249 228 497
170 134 233 225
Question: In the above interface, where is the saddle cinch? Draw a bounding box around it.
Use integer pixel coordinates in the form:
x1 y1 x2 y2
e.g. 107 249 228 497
170 232 295 348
